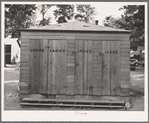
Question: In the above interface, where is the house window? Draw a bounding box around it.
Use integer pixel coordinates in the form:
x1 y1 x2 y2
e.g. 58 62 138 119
5 45 11 64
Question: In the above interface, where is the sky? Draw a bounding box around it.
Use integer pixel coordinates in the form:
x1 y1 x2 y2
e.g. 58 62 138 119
35 2 145 26
91 3 126 25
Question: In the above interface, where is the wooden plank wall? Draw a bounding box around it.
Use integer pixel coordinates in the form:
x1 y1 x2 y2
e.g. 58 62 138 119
20 39 29 83
87 40 93 95
102 41 111 95
39 40 48 94
66 40 75 95
66 40 100 95
92 41 102 95
29 40 40 93
120 41 130 90
74 40 102 95
20 31 130 96
110 41 120 95
19 38 30 94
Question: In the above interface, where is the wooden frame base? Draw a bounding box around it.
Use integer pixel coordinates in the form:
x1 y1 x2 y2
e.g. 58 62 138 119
20 94 131 103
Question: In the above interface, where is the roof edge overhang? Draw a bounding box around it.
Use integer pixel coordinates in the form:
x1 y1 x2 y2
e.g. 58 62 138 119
19 29 131 33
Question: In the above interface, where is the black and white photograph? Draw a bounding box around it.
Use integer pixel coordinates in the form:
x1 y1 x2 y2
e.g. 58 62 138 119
1 1 148 122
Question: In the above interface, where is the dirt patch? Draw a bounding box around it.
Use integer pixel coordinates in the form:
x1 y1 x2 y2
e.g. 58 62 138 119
128 96 144 111
4 83 21 110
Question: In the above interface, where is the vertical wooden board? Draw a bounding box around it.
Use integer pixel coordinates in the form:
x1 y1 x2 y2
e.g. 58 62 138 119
93 79 101 87
39 40 48 94
75 40 83 94
92 41 102 95
60 40 67 94
83 40 88 94
66 40 75 95
29 40 34 93
110 41 120 95
102 41 111 95
67 56 75 63
93 80 102 95
87 40 93 95
29 40 40 94
110 41 116 95
47 40 53 94
67 70 74 75
53 40 63 94
51 40 56 94
67 47 75 52
120 41 130 89
33 40 40 94
66 82 74 95
74 40 77 94
67 51 72 56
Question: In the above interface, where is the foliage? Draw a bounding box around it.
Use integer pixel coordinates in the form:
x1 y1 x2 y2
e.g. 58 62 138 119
5 4 37 38
53 5 74 23
37 4 53 26
75 5 95 23
53 4 96 23
103 5 145 47
5 4 96 38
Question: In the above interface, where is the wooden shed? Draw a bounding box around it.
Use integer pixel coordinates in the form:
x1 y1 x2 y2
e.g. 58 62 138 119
19 21 131 108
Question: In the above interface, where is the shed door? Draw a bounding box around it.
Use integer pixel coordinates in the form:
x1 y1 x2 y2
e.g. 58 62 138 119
66 40 102 95
102 41 120 95
29 39 67 94
29 39 47 94
66 40 94 95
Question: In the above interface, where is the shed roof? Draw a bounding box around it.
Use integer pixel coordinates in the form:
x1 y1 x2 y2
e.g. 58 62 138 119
20 21 131 33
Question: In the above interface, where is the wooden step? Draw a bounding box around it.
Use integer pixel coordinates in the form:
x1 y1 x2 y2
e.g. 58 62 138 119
21 98 127 109
23 98 125 104
20 103 124 108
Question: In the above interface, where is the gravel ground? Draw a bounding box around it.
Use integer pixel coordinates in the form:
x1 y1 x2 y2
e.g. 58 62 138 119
3 65 145 111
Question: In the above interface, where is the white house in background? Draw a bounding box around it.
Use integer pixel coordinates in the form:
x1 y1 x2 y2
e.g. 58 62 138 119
4 38 21 64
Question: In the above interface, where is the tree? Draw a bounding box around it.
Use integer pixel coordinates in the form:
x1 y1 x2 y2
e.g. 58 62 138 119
53 4 96 23
5 4 37 38
75 4 96 23
103 5 145 47
103 16 117 28
103 15 127 29
120 5 144 43
53 5 74 23
37 4 53 26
